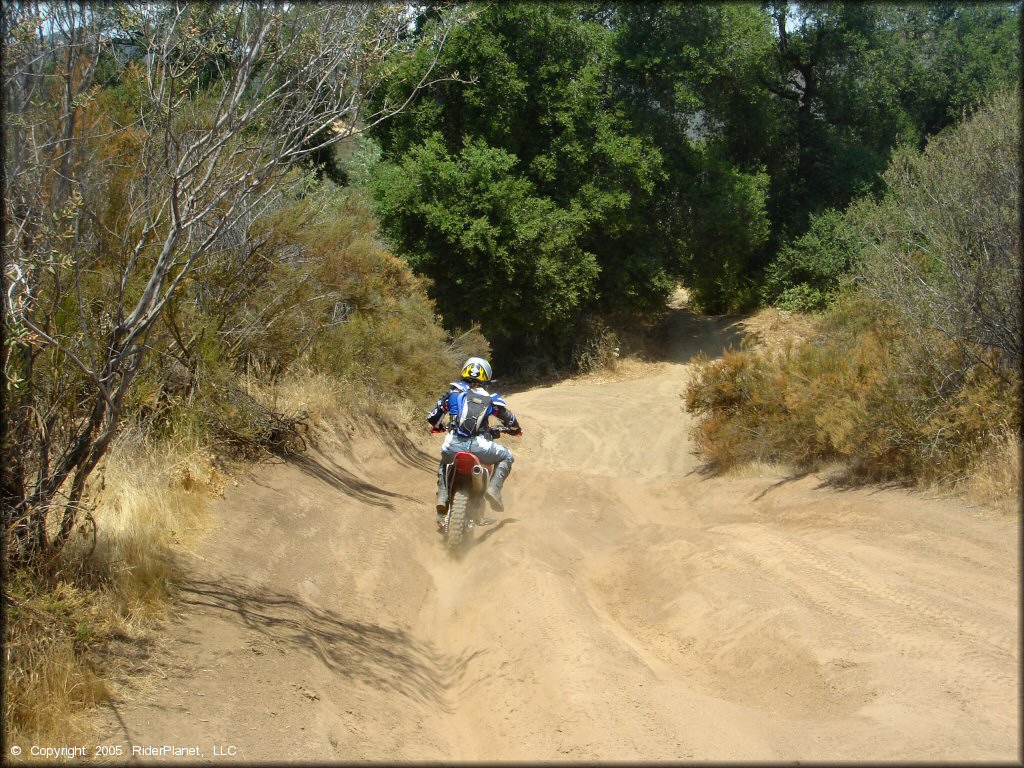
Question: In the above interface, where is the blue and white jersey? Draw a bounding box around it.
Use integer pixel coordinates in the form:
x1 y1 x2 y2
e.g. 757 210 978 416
426 381 520 437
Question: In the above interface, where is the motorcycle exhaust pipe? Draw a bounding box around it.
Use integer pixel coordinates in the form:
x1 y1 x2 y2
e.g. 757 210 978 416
471 464 487 493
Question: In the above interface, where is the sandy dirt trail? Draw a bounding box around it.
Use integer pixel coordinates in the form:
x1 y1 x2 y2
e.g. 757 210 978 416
97 302 1019 762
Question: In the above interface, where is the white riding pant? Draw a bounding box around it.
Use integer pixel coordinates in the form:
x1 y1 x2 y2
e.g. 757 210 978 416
437 433 514 489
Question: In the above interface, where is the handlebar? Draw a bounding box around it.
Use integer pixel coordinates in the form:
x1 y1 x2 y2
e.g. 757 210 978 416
429 425 522 437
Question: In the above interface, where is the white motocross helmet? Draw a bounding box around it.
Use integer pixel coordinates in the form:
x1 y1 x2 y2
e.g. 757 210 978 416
460 356 492 384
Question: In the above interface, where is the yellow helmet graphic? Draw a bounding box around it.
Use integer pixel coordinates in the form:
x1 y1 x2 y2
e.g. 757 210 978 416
460 356 492 383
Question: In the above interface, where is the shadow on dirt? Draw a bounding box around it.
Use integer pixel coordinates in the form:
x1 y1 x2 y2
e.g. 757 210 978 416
497 299 750 393
685 457 814 490
363 419 437 473
689 462 910 496
290 450 418 509
751 471 815 501
813 473 914 494
180 577 481 712
474 517 518 546
654 305 747 364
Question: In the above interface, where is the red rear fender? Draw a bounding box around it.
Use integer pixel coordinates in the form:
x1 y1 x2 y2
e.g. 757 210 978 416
454 451 480 476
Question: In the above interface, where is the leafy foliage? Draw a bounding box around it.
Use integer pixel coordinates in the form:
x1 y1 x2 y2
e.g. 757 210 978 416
685 89 1022 486
371 2 1019 328
853 89 1021 375
761 209 860 312
372 135 597 348
760 2 1019 242
609 3 776 312
370 3 678 359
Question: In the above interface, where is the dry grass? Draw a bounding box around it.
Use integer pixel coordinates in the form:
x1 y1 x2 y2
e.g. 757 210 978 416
4 575 110 757
735 307 816 354
4 429 225 757
957 427 1022 514
79 427 225 609
721 459 795 479
242 365 382 452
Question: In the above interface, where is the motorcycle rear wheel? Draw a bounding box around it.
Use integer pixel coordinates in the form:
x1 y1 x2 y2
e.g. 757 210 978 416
446 489 471 556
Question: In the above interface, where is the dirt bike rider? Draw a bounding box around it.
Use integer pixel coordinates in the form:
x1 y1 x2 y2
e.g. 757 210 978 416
427 357 522 526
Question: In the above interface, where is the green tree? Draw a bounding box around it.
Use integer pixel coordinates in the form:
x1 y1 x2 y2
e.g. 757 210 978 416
372 135 598 347
370 2 1019 324
762 1 1019 232
755 2 1019 305
874 3 1021 142
760 208 859 312
370 3 672 357
608 3 777 311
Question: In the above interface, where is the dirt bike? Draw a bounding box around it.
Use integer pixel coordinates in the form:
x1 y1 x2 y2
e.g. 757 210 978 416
436 426 518 556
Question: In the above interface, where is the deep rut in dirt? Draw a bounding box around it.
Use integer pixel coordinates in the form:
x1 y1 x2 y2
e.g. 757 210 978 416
96 305 1019 762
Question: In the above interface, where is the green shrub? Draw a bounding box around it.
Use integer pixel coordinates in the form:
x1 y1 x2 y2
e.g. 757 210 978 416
854 88 1021 374
761 208 860 312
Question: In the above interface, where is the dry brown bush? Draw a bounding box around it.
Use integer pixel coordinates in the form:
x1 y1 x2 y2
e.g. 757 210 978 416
684 294 1021 495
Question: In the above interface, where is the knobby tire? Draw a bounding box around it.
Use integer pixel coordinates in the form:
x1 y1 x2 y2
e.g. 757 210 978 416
446 489 471 557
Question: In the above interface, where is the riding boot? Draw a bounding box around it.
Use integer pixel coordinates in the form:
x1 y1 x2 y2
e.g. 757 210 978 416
485 457 512 512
